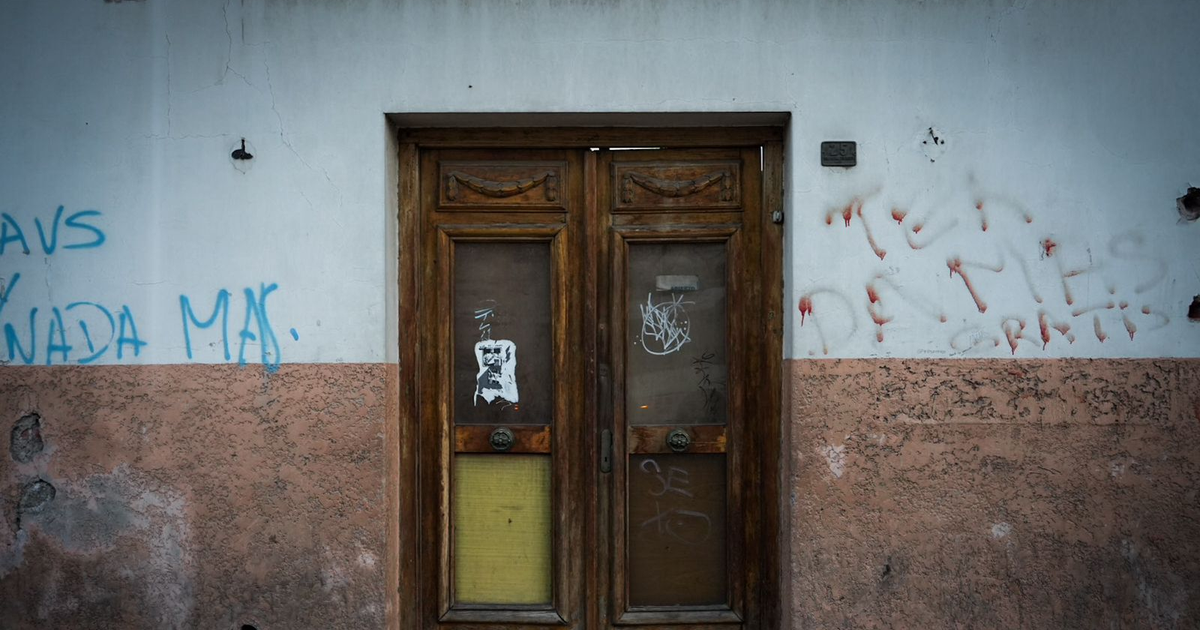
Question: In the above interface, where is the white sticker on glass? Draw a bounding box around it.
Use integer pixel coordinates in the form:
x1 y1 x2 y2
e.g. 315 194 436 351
474 339 518 405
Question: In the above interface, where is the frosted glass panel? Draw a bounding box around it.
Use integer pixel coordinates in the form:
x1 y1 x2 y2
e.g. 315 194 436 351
453 455 552 604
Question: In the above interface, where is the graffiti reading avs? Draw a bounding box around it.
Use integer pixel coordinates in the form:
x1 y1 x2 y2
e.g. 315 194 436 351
0 206 105 256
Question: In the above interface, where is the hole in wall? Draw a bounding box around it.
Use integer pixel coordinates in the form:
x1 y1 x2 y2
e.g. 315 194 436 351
17 479 56 520
1178 187 1200 222
1188 296 1200 321
10 412 44 463
241 625 258 630
921 126 947 163
230 138 256 174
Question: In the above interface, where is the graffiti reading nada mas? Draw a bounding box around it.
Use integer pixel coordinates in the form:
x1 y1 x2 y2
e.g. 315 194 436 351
1 205 293 369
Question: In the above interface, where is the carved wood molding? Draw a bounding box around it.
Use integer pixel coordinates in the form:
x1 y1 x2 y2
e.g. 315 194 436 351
446 171 559 202
621 171 733 203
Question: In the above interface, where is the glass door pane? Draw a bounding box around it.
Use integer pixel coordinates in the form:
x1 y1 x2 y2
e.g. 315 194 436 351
625 242 728 426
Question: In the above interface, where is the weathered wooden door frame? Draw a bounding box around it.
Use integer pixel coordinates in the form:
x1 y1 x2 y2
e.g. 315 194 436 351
394 125 785 630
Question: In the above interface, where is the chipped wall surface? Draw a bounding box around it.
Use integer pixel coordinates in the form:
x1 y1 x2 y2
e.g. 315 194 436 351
789 358 1200 629
0 365 389 629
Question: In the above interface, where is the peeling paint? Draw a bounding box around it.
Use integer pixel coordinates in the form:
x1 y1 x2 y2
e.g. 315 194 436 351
818 444 846 479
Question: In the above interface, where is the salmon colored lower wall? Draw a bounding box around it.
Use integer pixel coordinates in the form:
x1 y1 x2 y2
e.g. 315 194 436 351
786 358 1200 629
0 364 392 629
2 359 1198 628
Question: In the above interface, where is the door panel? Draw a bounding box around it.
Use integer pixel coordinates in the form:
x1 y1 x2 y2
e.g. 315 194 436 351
421 148 585 627
407 138 777 630
601 148 757 626
453 454 553 604
436 223 576 625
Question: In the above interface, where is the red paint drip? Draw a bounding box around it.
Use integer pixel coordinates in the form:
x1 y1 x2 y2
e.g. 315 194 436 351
1041 238 1057 258
1005 328 1021 355
1058 261 1076 306
866 284 880 304
1094 315 1107 343
948 257 987 313
1067 333 1076 344
868 302 892 343
975 201 988 232
842 203 854 227
1142 305 1152 315
1001 319 1025 355
825 213 833 226
1120 301 1129 310
798 295 813 326
912 222 924 234
1039 311 1051 350
1052 322 1071 336
891 208 908 224
857 205 886 260
1123 315 1137 340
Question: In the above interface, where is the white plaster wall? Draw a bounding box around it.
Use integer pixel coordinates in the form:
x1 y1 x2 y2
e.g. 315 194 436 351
1 0 1198 365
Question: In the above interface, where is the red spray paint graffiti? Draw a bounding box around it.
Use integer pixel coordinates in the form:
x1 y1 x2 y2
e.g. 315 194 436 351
798 295 813 326
798 178 1172 356
948 257 987 313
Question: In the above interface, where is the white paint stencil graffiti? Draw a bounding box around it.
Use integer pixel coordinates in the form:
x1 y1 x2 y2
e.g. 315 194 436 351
639 292 693 355
474 339 518 405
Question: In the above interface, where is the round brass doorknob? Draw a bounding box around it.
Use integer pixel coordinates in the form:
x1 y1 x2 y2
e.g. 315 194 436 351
666 429 691 453
490 427 515 452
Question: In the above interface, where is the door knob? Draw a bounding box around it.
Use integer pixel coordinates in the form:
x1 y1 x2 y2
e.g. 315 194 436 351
490 427 515 452
666 429 691 453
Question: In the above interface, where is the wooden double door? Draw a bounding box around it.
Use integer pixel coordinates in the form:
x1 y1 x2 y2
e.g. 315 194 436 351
400 128 783 629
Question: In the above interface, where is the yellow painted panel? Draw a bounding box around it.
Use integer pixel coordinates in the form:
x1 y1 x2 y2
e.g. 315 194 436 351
453 454 552 604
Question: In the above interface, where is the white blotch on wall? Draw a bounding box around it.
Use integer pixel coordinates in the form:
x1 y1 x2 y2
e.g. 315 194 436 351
991 522 1012 539
1110 460 1127 477
818 444 846 479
